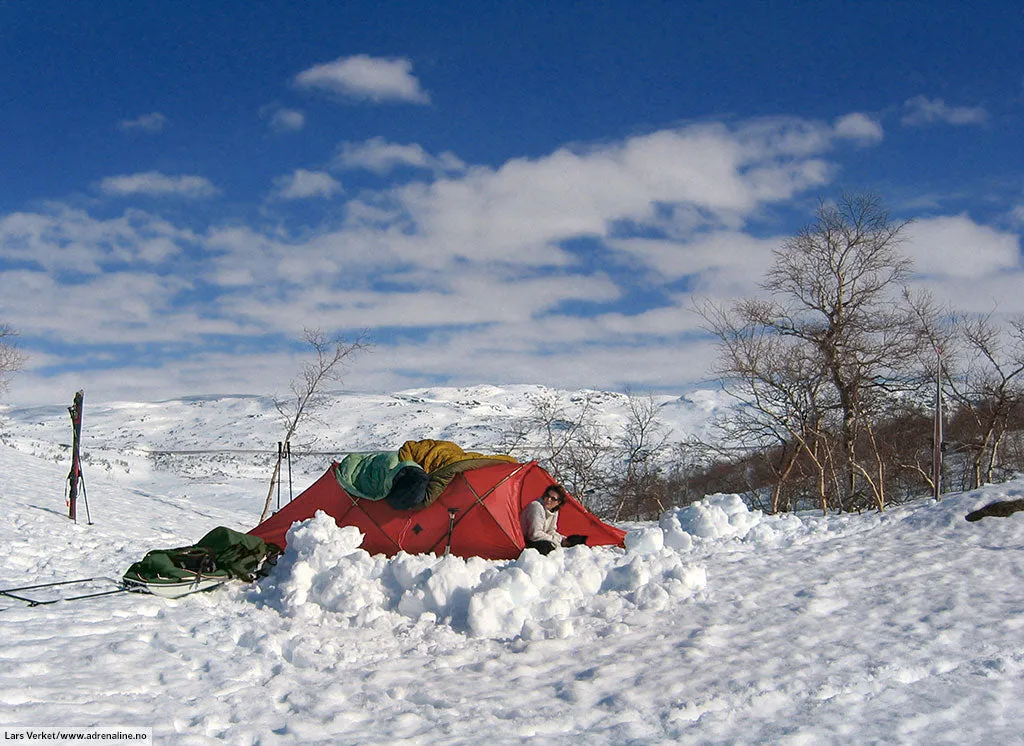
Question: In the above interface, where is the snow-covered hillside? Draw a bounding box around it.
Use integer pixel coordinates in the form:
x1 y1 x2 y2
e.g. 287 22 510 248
0 385 721 498
2 386 1023 744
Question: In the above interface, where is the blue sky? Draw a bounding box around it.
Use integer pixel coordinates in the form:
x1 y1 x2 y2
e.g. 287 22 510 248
1 0 1021 404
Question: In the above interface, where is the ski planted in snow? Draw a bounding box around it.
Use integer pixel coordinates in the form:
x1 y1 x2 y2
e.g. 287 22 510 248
66 389 89 522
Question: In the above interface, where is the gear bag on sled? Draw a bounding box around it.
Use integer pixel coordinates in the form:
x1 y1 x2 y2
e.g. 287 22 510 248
123 526 280 598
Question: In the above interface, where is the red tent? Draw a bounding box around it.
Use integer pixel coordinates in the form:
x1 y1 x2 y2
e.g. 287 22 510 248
249 461 626 560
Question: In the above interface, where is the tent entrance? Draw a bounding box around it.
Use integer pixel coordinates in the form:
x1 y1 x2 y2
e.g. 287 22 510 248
429 464 527 555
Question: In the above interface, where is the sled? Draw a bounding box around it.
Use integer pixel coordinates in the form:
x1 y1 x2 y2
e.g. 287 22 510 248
122 574 230 599
121 526 277 600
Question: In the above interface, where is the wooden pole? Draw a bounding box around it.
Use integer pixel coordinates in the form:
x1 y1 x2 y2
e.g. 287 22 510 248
933 348 943 500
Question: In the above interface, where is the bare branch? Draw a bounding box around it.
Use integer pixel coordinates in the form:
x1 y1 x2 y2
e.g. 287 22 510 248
0 324 27 395
259 329 372 522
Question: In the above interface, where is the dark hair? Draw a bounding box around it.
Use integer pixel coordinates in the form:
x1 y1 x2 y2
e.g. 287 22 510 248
544 484 568 510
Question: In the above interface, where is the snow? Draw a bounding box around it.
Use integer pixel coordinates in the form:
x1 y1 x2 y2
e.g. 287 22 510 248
2 386 1024 744
257 512 706 642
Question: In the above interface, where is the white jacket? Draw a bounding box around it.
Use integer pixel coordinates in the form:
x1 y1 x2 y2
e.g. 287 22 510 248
521 498 563 545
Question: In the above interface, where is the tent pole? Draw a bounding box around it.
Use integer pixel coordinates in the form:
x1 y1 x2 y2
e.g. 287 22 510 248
429 464 527 555
444 508 458 555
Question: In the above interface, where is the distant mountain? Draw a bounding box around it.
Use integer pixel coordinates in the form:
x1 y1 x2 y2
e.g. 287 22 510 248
0 385 726 488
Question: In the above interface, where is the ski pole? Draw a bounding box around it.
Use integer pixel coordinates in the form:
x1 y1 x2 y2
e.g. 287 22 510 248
81 476 92 525
287 441 293 503
276 442 283 511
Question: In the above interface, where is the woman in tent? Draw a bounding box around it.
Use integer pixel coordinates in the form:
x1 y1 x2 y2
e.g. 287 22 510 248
521 484 586 555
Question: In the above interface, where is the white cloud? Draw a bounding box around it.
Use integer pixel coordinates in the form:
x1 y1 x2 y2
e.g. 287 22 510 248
913 272 1024 316
902 96 988 127
608 231 782 297
294 55 430 104
266 108 306 132
902 214 1020 278
13 109 1021 403
0 268 227 344
594 304 701 338
1011 205 1024 225
119 112 168 133
340 322 722 397
834 112 884 143
0 206 195 274
7 346 302 405
384 118 843 268
99 172 219 198
334 137 465 174
206 115 877 286
272 170 342 200
203 224 397 288
217 271 622 332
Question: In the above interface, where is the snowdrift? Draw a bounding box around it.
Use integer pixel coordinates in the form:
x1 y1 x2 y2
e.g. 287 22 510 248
248 494 791 640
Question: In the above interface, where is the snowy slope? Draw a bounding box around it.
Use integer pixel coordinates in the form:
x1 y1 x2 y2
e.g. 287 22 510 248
0 385 721 499
1 387 1023 744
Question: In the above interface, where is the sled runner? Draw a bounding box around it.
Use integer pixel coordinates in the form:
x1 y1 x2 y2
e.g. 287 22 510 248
121 573 230 598
0 577 126 607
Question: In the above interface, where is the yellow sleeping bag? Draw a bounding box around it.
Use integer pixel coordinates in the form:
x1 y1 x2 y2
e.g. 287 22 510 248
397 438 517 473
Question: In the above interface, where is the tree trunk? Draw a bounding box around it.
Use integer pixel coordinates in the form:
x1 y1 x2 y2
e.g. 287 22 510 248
259 448 284 523
987 428 1006 485
772 445 799 514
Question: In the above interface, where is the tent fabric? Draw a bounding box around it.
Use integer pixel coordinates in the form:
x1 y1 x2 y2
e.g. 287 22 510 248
397 439 517 473
249 460 626 561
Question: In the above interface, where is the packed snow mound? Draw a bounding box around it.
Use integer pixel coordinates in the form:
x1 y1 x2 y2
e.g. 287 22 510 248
256 511 707 640
659 493 763 546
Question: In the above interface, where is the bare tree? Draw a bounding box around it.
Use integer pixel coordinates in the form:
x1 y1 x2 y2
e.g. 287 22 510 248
612 391 672 521
499 390 613 507
500 390 687 519
945 313 1024 488
0 323 26 395
699 193 931 511
258 329 370 522
697 298 839 513
765 193 926 507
